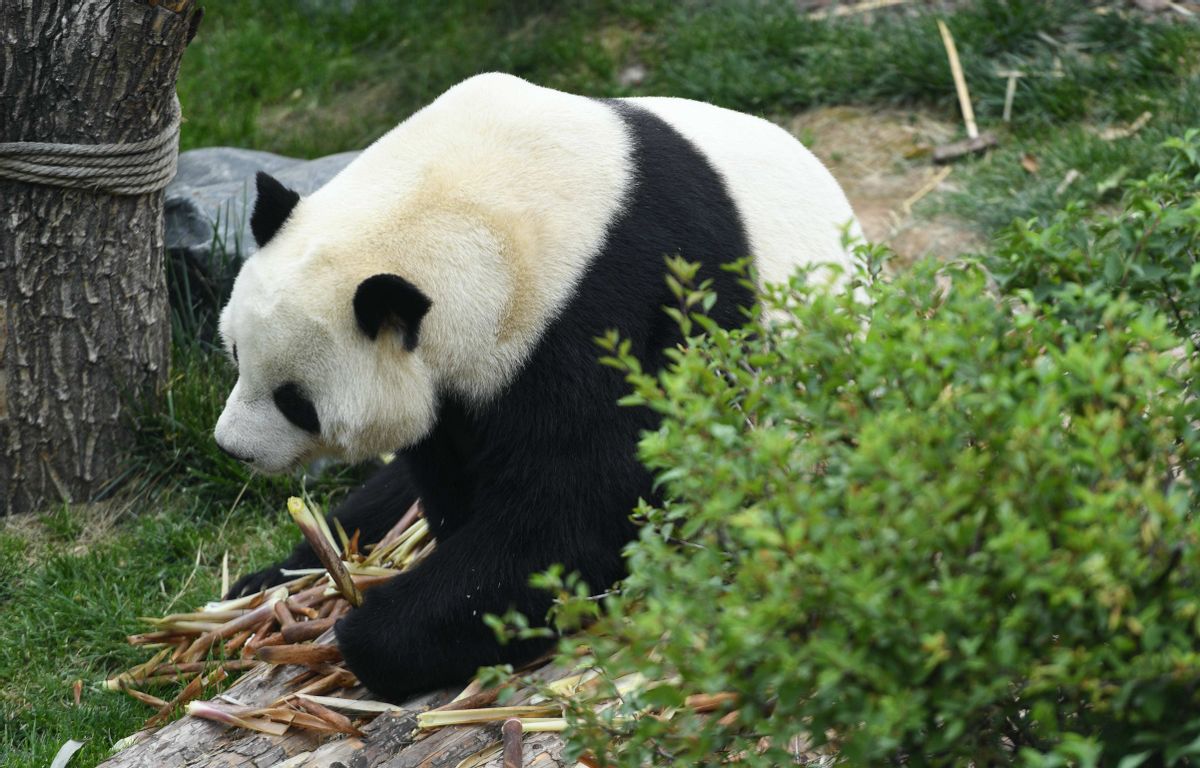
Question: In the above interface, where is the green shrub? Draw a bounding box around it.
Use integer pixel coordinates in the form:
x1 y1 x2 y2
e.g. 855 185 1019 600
557 260 1200 766
992 130 1200 357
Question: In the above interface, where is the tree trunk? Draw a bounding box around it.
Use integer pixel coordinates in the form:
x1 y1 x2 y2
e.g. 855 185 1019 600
0 0 201 514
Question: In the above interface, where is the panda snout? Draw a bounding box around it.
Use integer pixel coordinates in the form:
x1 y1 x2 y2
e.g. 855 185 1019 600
216 441 254 464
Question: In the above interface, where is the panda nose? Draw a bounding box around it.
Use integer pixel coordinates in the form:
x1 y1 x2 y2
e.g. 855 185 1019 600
217 442 254 464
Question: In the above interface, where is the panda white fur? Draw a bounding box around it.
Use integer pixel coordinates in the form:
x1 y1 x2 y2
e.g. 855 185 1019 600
217 73 857 701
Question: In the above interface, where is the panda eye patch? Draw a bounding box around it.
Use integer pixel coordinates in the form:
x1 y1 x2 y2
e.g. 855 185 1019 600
273 382 320 434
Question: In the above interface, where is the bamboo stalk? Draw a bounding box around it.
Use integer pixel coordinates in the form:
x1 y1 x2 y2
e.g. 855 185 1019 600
294 693 399 714
417 705 562 729
286 597 319 619
179 587 288 662
281 616 337 644
186 700 290 736
170 637 191 664
294 696 365 736
512 718 567 733
502 718 523 768
246 632 286 654
273 600 296 628
127 631 188 645
431 686 503 713
292 667 357 697
146 667 228 727
144 609 248 625
937 19 978 139
288 497 362 607
371 500 423 553
104 647 172 690
149 659 258 676
112 672 199 689
121 686 169 709
685 692 739 713
224 629 253 654
257 643 343 667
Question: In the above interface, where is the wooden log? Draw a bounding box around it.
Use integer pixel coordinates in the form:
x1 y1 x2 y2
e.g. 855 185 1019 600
932 132 998 164
98 657 574 767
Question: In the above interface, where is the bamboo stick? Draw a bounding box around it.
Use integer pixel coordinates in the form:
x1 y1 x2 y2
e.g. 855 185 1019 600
281 616 337 644
937 19 977 139
257 643 343 667
502 718 523 768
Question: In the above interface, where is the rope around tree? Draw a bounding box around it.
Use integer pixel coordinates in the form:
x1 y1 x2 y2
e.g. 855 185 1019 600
0 96 181 196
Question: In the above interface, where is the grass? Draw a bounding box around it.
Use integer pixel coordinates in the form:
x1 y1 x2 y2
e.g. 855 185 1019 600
3 1 1198 766
0 499 299 768
177 0 1199 228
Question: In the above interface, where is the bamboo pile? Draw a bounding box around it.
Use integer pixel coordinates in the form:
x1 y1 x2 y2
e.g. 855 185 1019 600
108 496 437 737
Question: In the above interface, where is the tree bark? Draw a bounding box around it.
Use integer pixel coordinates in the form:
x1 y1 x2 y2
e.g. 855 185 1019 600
0 0 200 514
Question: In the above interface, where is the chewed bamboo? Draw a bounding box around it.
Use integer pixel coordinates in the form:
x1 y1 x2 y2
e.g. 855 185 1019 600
111 497 441 738
288 497 362 607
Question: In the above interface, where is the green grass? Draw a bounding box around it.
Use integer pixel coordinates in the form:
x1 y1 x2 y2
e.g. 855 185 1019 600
178 0 1199 231
0 345 362 768
4 1 1198 765
0 497 300 768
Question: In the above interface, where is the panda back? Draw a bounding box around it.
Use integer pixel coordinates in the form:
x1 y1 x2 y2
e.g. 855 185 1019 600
620 96 860 288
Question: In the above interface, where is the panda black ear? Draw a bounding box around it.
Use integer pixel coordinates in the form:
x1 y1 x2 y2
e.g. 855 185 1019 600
353 274 433 350
250 172 301 248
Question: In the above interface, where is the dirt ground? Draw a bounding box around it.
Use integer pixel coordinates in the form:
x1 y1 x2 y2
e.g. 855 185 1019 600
788 105 983 263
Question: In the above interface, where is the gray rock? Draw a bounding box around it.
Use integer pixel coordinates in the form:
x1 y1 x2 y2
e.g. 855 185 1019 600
165 147 360 266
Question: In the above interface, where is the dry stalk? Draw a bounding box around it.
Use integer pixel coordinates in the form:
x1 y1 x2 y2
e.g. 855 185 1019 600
293 695 365 736
257 643 343 667
281 616 337 643
288 497 362 607
937 19 977 139
146 667 228 727
110 497 438 737
503 718 524 768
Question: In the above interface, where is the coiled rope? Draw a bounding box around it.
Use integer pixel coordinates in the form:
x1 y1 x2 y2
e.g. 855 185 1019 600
0 97 181 195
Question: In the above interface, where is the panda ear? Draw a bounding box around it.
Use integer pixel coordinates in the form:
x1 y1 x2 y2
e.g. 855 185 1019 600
353 274 432 350
250 171 301 248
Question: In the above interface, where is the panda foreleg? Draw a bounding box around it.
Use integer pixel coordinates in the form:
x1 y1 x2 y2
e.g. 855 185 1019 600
332 501 613 702
333 528 556 700
225 457 422 598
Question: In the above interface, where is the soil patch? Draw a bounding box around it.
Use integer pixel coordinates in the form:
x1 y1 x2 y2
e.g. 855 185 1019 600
786 106 984 263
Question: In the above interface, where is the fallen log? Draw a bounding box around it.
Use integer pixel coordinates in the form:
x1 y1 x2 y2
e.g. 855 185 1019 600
98 652 572 768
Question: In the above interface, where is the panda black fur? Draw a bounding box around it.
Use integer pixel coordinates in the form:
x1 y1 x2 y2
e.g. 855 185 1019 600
217 74 857 701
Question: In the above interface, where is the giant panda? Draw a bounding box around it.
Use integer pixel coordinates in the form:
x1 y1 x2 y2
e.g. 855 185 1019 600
216 72 858 701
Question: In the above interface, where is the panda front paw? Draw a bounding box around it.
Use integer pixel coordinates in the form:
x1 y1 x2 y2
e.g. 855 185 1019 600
333 573 555 703
334 576 486 703
225 544 321 599
334 585 427 702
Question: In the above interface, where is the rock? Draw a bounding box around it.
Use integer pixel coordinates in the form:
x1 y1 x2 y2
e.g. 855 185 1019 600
165 147 359 266
618 63 647 87
163 147 358 341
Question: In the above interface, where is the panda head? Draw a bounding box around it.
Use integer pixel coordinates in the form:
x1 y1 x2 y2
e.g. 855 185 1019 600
213 172 439 473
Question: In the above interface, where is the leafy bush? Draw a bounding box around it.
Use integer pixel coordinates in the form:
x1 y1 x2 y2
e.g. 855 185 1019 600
992 130 1200 358
557 260 1200 766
